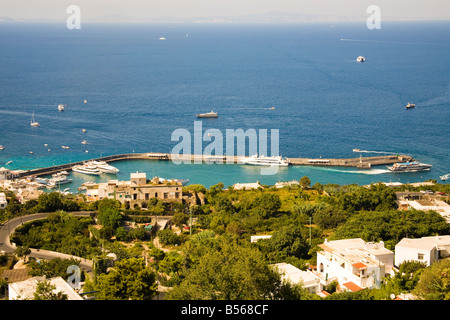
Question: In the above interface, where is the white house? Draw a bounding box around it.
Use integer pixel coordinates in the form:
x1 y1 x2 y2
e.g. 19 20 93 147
233 181 262 190
316 238 394 291
394 235 450 267
250 235 272 243
9 276 83 300
0 192 7 209
272 263 323 294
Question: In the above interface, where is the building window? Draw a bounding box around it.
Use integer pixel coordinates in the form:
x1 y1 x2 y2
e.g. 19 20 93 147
175 192 180 198
145 193 149 200
418 253 424 260
133 194 137 200
164 193 168 199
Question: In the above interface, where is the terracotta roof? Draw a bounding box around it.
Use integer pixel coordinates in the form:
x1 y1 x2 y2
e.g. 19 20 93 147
352 262 367 270
342 282 363 292
1 269 31 283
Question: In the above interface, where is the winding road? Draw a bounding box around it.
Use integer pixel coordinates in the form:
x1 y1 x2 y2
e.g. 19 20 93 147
0 212 95 275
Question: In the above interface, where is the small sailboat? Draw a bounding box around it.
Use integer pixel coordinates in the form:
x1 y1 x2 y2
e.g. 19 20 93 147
30 111 40 127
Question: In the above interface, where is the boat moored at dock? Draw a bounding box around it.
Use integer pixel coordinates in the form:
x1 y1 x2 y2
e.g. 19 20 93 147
241 154 289 167
72 164 101 175
87 161 119 174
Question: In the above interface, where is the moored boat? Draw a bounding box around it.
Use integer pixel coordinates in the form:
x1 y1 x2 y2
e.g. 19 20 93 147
72 164 101 175
241 154 289 167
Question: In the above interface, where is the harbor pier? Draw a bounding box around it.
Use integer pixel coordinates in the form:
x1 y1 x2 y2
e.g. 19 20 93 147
12 153 414 179
286 155 413 169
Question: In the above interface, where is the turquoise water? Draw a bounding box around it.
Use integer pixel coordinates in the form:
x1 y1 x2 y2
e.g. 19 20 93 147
0 22 449 189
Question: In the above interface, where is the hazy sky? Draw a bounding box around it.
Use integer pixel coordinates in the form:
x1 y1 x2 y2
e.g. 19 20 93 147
1 0 450 22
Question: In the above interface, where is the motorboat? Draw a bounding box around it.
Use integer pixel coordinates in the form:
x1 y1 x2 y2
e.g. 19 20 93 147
88 160 119 174
406 103 415 109
440 173 450 181
241 154 289 167
72 164 101 175
58 104 65 111
197 110 218 118
356 56 366 62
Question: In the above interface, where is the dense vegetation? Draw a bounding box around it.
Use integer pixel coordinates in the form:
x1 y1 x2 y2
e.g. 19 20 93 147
1 179 449 300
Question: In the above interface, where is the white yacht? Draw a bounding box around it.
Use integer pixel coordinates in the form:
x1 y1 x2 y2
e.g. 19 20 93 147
88 160 119 174
440 173 450 181
241 154 289 167
58 104 65 111
0 145 4 150
356 56 366 62
387 161 432 172
30 111 40 127
50 176 73 185
72 164 101 175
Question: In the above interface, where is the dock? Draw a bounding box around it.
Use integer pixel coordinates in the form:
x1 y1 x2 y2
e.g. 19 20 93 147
11 152 414 179
286 155 413 169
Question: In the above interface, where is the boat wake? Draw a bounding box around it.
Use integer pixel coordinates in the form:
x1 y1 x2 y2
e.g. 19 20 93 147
355 150 397 154
312 167 391 175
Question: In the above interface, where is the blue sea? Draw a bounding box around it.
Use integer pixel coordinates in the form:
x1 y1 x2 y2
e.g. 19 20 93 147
0 21 449 190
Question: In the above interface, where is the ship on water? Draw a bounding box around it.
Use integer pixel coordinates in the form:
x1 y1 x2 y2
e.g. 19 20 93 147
356 56 365 62
406 102 415 109
241 154 289 167
197 110 218 118
387 161 432 172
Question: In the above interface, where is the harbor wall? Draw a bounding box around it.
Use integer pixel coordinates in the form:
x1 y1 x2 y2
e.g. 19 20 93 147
15 153 413 178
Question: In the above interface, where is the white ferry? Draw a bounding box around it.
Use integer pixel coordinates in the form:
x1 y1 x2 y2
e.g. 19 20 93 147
197 110 218 118
241 154 289 167
387 161 432 172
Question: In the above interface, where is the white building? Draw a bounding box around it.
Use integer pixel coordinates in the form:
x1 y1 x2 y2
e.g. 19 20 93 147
250 235 272 243
0 192 7 209
316 238 394 291
272 263 323 294
395 235 450 267
9 276 83 300
233 181 262 190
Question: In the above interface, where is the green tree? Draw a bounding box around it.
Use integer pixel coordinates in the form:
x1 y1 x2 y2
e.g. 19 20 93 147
172 212 189 229
413 259 450 300
94 258 158 300
299 176 311 189
97 198 122 229
15 246 31 263
33 279 68 300
252 193 281 219
166 238 314 300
